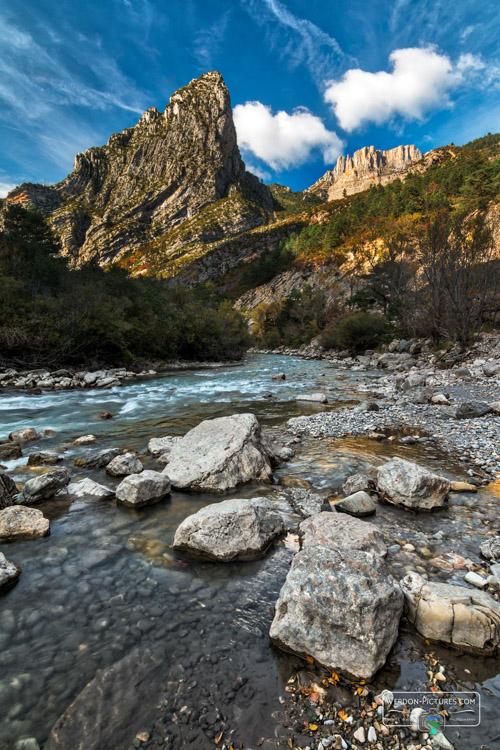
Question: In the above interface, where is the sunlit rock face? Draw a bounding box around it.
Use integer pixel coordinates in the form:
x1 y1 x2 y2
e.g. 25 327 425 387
5 71 272 270
307 144 423 201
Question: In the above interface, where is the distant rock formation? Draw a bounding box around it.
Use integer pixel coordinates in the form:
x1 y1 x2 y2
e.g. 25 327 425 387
5 72 272 267
307 144 423 201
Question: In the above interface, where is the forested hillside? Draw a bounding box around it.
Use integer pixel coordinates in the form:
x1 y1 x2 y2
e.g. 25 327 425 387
232 133 500 351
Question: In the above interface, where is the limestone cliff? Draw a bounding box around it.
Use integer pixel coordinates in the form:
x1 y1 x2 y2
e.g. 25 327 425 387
5 72 272 267
307 144 423 201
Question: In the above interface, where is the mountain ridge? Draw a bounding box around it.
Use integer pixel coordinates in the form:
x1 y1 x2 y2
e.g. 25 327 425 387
5 71 272 268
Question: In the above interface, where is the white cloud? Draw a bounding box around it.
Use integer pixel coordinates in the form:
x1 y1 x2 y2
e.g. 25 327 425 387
0 181 17 198
324 47 487 132
234 101 344 170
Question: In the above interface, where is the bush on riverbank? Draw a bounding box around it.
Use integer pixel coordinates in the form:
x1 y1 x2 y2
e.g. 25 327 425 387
0 206 250 368
319 312 388 351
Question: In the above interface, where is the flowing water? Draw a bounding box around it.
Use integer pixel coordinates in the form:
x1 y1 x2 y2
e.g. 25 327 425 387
0 354 499 749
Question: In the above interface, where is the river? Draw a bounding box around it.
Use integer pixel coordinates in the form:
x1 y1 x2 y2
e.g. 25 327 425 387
0 354 499 749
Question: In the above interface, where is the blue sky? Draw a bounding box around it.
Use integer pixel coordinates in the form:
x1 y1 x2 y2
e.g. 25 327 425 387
0 0 499 195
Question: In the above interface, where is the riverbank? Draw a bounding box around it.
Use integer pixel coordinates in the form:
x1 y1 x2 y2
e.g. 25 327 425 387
0 359 242 392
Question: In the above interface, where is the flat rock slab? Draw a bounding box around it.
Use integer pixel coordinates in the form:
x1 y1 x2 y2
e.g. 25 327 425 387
0 551 21 591
164 413 273 493
116 470 171 507
270 544 403 680
67 478 115 499
74 448 121 469
173 497 286 561
278 488 328 518
296 393 328 403
401 572 500 654
45 647 165 750
334 490 376 517
377 457 450 510
19 469 71 504
300 512 387 557
0 505 50 540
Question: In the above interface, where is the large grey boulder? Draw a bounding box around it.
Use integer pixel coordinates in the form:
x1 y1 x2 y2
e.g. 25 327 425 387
18 468 70 504
401 572 500 654
444 401 491 419
270 544 403 680
173 497 287 561
105 452 143 477
67 478 115 499
164 414 273 493
0 470 17 509
0 442 22 460
0 552 21 591
334 491 376 517
480 536 500 561
377 457 450 510
300 511 387 557
0 505 50 540
115 470 170 507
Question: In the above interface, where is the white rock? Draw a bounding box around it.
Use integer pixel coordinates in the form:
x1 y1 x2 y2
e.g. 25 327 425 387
296 393 328 404
67 478 115 499
464 571 488 589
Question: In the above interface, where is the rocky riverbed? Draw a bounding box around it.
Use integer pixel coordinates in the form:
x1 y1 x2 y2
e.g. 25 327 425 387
0 353 499 750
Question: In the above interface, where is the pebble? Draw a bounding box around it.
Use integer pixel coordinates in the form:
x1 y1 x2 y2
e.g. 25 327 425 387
464 571 488 589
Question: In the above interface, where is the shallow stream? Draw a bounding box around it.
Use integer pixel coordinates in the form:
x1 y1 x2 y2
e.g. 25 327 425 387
0 355 498 749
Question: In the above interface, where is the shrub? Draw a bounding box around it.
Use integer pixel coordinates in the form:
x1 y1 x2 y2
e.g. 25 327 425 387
320 312 387 352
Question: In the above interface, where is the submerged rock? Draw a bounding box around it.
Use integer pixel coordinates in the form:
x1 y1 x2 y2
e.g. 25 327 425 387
115 470 171 507
105 452 143 477
0 505 50 540
45 647 164 750
173 497 286 561
377 457 450 510
0 551 21 591
27 452 61 466
67 478 115 499
270 544 403 680
300 511 387 557
334 490 376 517
18 468 70 504
164 413 273 492
278 487 328 518
401 572 500 654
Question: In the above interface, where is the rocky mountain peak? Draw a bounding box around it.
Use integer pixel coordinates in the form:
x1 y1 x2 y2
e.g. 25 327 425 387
5 71 272 267
307 144 423 201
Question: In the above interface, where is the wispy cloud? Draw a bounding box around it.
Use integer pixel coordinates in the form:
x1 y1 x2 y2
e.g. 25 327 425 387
241 0 347 85
194 10 231 68
0 180 17 198
0 10 151 186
